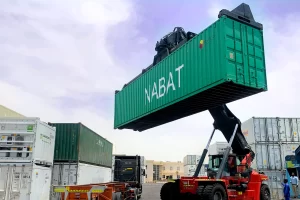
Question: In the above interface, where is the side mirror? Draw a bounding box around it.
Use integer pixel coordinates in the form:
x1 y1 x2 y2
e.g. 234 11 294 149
142 169 146 176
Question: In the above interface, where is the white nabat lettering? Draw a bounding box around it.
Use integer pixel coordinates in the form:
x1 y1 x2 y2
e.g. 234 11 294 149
145 87 151 104
145 64 184 104
151 82 158 100
158 77 166 98
166 72 175 93
175 64 184 88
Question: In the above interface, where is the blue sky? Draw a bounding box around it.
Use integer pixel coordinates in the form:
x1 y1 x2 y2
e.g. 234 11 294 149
0 0 300 161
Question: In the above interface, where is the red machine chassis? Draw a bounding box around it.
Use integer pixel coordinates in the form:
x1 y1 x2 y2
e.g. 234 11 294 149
179 172 268 200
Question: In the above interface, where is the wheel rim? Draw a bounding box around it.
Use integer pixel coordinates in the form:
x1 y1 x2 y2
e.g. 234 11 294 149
213 191 223 200
264 189 270 199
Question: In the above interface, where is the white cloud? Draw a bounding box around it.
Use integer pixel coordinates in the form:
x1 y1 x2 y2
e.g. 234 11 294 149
0 0 135 100
0 0 300 163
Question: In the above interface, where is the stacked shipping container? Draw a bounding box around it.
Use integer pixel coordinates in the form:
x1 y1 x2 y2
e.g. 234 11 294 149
0 118 56 200
48 123 113 200
208 142 232 155
183 155 206 177
242 117 300 200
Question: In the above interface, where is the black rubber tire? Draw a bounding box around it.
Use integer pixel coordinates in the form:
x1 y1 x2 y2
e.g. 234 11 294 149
169 182 180 200
160 182 172 200
203 183 227 200
260 184 271 200
196 185 205 199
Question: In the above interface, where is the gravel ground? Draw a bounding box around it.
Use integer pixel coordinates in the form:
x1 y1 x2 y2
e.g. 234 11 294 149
141 183 164 200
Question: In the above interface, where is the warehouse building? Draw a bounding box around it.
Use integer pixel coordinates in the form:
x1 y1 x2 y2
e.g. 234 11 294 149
145 160 184 183
0 105 24 117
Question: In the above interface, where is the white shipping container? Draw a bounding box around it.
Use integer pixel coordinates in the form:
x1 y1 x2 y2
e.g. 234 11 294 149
250 143 300 170
52 162 112 185
242 117 300 143
208 142 231 156
183 155 201 166
0 163 52 200
184 165 206 177
259 170 285 200
51 162 112 200
0 117 56 165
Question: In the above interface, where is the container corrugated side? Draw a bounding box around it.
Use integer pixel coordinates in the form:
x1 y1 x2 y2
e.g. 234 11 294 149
208 142 231 155
242 117 300 143
114 16 267 131
250 143 300 170
78 124 113 168
183 155 201 166
48 123 113 167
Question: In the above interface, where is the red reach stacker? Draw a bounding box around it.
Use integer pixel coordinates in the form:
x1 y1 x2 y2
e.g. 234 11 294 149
160 104 271 200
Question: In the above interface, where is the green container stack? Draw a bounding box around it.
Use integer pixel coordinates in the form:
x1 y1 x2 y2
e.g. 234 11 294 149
114 5 267 132
48 122 113 168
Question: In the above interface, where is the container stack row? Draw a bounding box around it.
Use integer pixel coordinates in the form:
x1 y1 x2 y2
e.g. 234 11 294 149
48 122 113 200
242 117 300 200
183 155 206 177
0 118 56 200
0 118 114 200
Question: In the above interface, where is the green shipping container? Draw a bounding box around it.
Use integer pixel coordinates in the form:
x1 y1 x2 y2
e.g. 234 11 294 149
114 4 267 132
48 123 113 168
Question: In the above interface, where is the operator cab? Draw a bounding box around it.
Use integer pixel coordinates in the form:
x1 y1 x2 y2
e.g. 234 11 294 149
207 154 250 179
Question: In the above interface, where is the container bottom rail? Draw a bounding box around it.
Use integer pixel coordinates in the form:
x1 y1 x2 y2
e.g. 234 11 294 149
53 182 139 200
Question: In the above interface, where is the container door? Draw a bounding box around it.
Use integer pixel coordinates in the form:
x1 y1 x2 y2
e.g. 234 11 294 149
297 120 300 142
51 163 77 200
291 118 299 142
30 165 52 200
253 118 266 142
266 118 279 142
187 156 192 165
278 118 287 142
0 165 32 200
0 165 10 199
61 163 78 185
267 144 282 170
13 165 32 200
285 118 293 142
254 144 268 170
51 163 63 200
